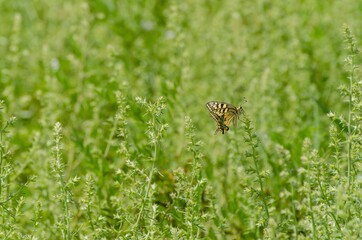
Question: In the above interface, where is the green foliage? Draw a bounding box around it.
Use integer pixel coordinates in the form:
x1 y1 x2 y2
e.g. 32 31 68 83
0 0 362 239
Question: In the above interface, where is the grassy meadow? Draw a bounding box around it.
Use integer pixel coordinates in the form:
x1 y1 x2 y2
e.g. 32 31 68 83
1 0 362 239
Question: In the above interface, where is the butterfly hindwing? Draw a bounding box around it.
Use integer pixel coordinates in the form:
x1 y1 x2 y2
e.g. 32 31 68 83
209 111 229 134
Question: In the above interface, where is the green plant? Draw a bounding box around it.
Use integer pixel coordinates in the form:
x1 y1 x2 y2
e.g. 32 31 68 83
0 101 33 239
51 122 79 239
1 1 362 239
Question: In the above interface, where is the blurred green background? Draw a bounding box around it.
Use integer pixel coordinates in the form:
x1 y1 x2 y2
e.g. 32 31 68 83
0 0 361 239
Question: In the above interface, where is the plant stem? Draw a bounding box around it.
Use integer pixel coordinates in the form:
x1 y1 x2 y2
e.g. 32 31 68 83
347 62 353 191
244 116 269 223
0 124 4 225
135 114 157 235
251 140 269 221
0 121 11 207
308 192 316 239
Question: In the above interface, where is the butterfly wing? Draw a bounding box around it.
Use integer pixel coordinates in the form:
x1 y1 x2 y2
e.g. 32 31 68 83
208 111 229 134
206 101 241 134
206 101 231 116
223 112 237 127
206 101 242 128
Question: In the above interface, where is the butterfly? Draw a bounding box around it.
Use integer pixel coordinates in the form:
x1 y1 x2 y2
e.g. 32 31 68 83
206 101 243 134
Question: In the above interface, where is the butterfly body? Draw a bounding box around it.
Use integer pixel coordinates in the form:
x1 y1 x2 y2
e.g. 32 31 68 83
206 101 243 134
